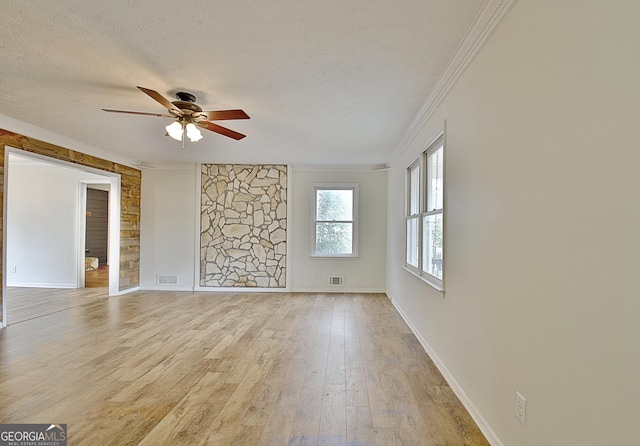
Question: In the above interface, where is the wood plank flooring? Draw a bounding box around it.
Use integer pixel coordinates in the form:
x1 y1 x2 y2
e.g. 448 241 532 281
5 286 108 324
85 264 109 288
0 289 489 445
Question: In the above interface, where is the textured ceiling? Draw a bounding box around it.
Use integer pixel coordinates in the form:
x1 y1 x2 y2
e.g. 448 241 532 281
0 0 485 168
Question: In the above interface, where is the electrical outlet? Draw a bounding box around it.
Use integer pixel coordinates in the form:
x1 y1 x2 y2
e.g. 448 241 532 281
11 266 17 273
515 390 527 424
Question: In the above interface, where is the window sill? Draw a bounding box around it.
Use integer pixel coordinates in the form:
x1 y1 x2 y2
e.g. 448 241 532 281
402 265 445 297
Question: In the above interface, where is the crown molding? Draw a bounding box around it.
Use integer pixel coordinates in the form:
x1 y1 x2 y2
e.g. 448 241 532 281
292 163 387 173
390 0 519 164
0 113 141 167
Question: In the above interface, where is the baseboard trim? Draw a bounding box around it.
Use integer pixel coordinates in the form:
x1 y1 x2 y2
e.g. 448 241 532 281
291 287 386 293
117 286 140 295
139 286 195 292
130 286 385 294
7 282 76 288
194 286 290 293
387 293 504 446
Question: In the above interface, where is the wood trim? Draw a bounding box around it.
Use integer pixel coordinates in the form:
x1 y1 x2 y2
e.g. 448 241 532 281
0 128 141 325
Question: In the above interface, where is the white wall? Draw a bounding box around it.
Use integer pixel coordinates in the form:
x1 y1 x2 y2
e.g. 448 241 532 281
6 159 108 287
386 1 640 445
290 169 387 292
139 166 387 293
139 168 197 290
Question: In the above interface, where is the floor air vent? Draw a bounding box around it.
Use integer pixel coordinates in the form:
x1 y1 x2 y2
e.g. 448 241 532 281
328 276 344 286
157 275 179 286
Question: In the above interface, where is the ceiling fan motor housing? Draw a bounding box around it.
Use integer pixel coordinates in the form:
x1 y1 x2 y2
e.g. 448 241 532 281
171 92 203 116
172 101 203 112
175 91 196 102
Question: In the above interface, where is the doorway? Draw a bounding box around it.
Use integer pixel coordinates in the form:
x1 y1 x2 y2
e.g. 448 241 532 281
3 148 121 325
84 186 109 288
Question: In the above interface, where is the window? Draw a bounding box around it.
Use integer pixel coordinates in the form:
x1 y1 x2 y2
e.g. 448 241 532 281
405 134 444 289
312 184 358 257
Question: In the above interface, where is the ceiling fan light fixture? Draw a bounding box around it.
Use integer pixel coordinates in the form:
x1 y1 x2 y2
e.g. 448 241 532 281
166 121 184 141
186 122 203 142
104 87 249 142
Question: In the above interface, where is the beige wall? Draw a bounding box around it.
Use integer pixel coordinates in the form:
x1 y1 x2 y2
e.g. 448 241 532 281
7 161 110 287
387 0 640 444
290 168 387 292
139 168 197 290
0 129 141 326
139 166 387 293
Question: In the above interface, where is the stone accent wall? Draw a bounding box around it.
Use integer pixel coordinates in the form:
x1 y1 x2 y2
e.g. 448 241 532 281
200 164 287 288
0 128 141 325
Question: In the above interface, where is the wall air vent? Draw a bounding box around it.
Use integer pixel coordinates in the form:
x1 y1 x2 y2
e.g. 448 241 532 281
328 276 344 286
157 275 179 286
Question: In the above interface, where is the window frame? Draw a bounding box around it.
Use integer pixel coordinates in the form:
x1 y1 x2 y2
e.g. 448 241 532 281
311 183 359 258
404 133 445 291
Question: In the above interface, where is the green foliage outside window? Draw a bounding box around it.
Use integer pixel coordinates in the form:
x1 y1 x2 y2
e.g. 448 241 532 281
315 189 353 255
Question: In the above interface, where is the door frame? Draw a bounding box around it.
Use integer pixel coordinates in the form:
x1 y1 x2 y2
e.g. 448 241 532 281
78 181 115 290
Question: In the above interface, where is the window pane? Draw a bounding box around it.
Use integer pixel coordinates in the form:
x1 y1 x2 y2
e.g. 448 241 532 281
317 189 353 221
422 213 443 279
316 222 353 254
406 217 419 267
427 145 443 211
409 164 420 215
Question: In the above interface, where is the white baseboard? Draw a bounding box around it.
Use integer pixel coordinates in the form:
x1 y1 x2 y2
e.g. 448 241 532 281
7 282 76 288
290 287 386 293
387 293 504 446
138 286 385 294
138 286 194 292
194 286 290 293
117 286 140 295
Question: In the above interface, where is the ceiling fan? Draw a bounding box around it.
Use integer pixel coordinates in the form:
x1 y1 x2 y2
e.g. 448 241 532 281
102 86 250 143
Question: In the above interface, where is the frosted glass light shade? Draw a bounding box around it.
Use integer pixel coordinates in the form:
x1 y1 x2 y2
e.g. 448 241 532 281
165 121 183 141
185 123 203 142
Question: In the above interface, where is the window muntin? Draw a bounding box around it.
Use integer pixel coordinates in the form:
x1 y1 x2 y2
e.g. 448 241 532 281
312 184 358 257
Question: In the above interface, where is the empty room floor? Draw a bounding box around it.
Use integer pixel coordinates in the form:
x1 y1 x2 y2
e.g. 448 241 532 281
0 290 488 445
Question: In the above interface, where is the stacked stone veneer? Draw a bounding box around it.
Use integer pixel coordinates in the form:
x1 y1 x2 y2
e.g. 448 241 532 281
200 164 287 288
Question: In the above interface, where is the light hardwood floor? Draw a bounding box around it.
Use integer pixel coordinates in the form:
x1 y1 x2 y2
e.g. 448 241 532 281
5 286 109 324
85 265 109 288
0 289 488 445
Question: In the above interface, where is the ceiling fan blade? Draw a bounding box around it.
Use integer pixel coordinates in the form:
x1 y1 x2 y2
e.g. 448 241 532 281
137 86 182 113
102 109 173 118
202 109 250 121
197 121 246 140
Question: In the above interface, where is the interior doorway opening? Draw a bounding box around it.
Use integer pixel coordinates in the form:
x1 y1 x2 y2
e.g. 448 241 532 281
83 184 110 288
3 147 121 326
